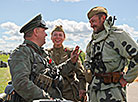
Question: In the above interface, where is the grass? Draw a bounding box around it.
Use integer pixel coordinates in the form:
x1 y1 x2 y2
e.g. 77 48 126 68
0 54 9 62
0 67 11 93
0 54 11 93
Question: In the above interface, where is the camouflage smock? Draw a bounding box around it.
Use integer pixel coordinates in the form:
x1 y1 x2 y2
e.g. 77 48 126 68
8 40 77 102
47 46 86 102
85 27 138 101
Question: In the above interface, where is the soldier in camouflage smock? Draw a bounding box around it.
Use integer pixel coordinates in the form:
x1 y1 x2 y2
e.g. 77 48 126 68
46 25 86 102
84 6 138 102
8 14 81 102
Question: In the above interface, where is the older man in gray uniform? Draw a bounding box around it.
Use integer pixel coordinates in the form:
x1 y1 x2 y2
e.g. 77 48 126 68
8 14 80 102
84 6 138 102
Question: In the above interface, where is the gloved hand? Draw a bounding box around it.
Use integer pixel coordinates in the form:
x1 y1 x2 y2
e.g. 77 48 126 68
119 77 127 87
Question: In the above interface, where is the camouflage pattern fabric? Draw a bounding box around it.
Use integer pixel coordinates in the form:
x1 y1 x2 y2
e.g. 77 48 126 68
84 26 138 102
8 40 77 102
33 99 73 102
47 46 86 102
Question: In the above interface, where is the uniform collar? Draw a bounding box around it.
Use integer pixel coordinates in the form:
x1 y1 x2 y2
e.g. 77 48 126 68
53 45 64 51
23 39 44 55
92 30 109 44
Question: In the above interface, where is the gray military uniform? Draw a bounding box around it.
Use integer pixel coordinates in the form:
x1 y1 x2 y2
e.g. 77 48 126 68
8 40 77 102
85 26 138 102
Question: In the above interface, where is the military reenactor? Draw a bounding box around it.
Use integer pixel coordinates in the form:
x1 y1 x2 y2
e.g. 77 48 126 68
84 6 138 102
46 25 86 102
8 14 81 102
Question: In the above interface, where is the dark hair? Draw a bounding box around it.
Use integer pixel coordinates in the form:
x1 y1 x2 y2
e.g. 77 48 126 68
24 29 34 39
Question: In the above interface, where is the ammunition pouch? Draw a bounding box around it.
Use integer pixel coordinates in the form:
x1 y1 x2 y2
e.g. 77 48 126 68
34 74 53 91
84 69 92 83
94 72 123 84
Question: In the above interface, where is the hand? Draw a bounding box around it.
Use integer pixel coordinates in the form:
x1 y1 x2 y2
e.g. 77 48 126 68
79 90 86 100
50 98 54 100
71 46 81 64
119 77 127 87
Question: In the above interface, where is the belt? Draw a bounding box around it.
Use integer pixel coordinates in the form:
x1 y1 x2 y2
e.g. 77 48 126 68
94 72 123 84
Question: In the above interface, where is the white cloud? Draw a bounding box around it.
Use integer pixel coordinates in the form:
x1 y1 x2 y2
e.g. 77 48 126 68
46 19 91 35
0 20 137 52
0 42 21 52
0 39 6 44
2 35 23 41
0 22 21 36
117 24 138 38
45 19 92 51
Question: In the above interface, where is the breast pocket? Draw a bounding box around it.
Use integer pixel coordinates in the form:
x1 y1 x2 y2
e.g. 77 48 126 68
34 54 46 73
59 53 69 64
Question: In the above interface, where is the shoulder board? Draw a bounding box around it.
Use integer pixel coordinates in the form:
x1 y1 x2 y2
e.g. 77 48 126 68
110 26 124 34
64 47 73 52
86 40 92 48
19 44 27 47
45 48 53 57
45 48 53 52
45 48 53 54
64 47 73 58
14 44 27 51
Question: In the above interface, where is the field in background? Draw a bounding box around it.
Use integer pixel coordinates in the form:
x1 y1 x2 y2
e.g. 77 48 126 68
0 68 11 93
0 54 11 93
0 54 9 62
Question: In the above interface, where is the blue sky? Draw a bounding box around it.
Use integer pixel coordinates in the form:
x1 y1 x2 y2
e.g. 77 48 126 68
0 0 138 52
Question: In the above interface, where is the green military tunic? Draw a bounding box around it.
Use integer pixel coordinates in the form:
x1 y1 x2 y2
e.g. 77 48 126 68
85 27 138 102
47 46 86 102
8 40 77 102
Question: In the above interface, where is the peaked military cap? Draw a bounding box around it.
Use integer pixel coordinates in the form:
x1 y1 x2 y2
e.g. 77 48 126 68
20 14 48 33
87 6 108 20
51 25 65 35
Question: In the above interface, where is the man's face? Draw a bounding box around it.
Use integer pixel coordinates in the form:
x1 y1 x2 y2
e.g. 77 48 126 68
89 15 105 34
37 27 47 46
51 31 65 47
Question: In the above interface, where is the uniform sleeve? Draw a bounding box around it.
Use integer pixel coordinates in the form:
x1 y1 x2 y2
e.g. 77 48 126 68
56 54 86 90
8 47 50 102
75 60 86 90
57 58 77 75
115 31 138 83
84 42 93 83
85 42 92 63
